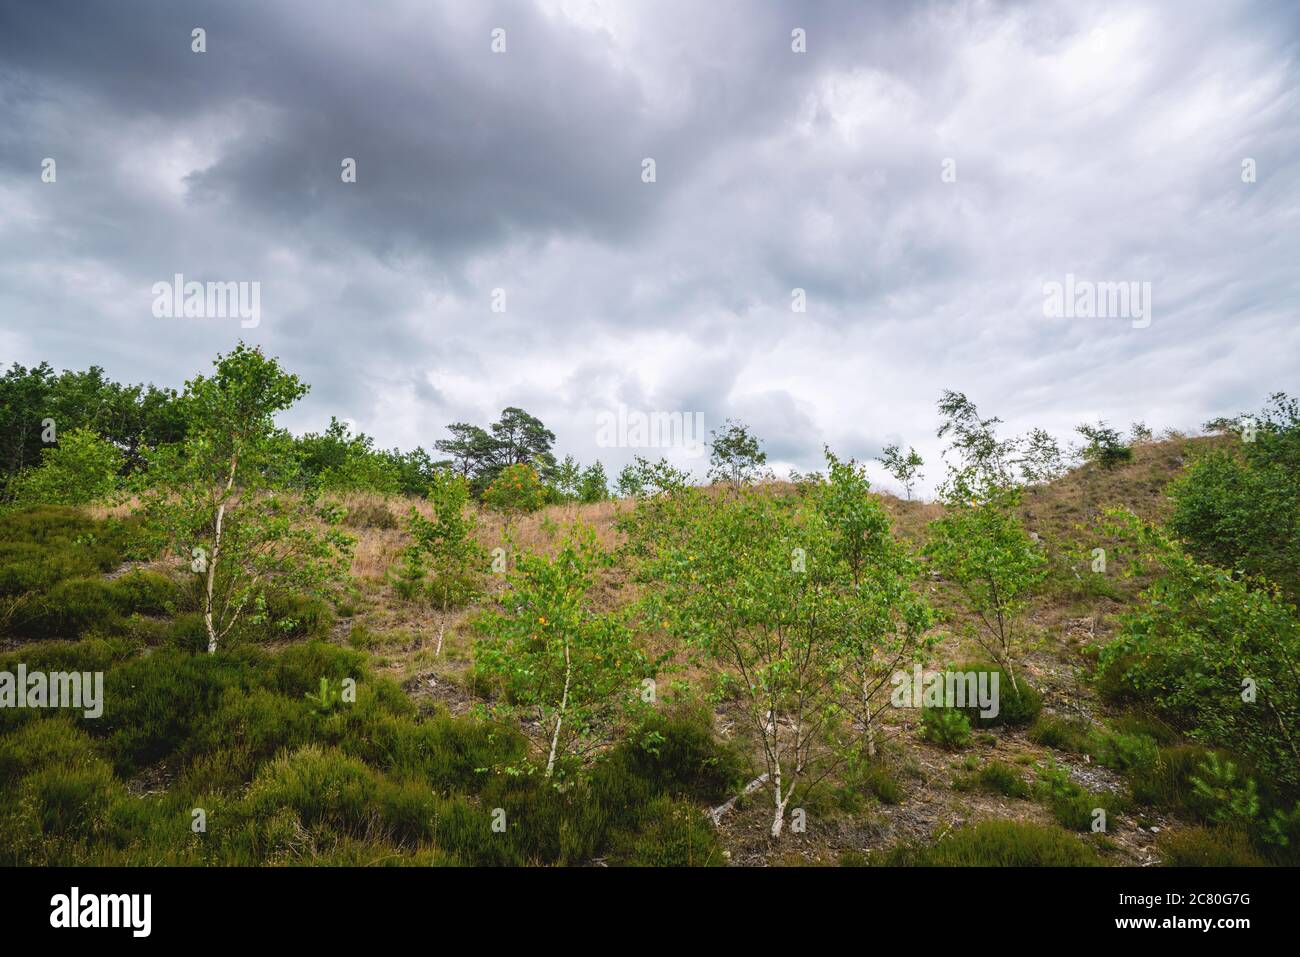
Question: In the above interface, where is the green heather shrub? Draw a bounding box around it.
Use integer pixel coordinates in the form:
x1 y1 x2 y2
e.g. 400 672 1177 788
4 569 181 641
605 704 749 803
838 756 905 807
1093 730 1159 775
947 663 1041 727
0 509 137 630
245 745 377 835
1108 712 1180 745
1129 744 1216 810
920 707 971 750
0 720 123 865
954 760 1030 799
328 700 525 792
0 505 132 554
613 796 725 867
876 820 1097 866
1028 715 1094 752
165 613 209 652
1157 826 1266 867
1 590 734 867
1036 761 1125 832
91 647 275 773
271 641 365 697
0 636 131 679
19 761 119 839
0 717 102 789
177 687 317 792
18 578 122 639
108 570 181 616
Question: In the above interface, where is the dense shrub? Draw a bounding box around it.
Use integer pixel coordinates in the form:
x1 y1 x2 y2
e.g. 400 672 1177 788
601 704 749 804
177 687 318 792
1036 761 1125 832
945 663 1042 728
243 591 333 642
245 745 378 835
108 570 180 616
1157 826 1266 867
1093 730 1159 776
954 760 1030 799
612 796 725 866
1028 715 1094 752
272 641 366 697
0 720 123 865
93 647 273 773
1099 511 1300 792
5 429 123 509
0 718 102 789
328 699 524 792
1170 393 1300 603
18 578 123 639
920 707 971 750
1075 422 1133 470
876 820 1098 866
1128 744 1217 810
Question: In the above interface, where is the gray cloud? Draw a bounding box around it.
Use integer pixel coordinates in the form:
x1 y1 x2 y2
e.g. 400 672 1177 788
1 0 1297 495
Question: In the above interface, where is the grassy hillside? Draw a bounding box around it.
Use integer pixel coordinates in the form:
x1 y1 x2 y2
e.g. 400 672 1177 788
3 429 1292 868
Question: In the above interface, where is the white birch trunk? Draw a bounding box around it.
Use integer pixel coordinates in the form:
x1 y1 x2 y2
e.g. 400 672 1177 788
204 499 225 654
204 454 239 655
770 762 790 838
545 638 571 777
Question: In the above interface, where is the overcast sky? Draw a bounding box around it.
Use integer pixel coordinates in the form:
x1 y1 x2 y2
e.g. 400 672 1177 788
1 0 1297 495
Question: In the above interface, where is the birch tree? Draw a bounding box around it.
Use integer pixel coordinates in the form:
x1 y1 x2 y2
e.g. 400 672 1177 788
815 451 934 757
472 526 647 778
397 471 484 654
923 478 1045 694
649 486 871 838
138 344 353 653
876 443 924 500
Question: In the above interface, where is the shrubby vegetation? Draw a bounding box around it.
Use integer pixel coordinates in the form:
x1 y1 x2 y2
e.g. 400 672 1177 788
1 349 1295 867
472 528 649 778
396 472 484 636
135 345 353 653
1170 392 1300 602
639 449 933 836
1098 510 1299 792
5 428 124 509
